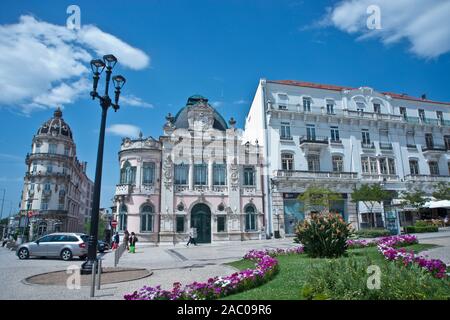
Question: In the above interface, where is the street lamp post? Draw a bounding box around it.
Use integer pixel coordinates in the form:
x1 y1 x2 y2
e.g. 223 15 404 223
81 54 126 275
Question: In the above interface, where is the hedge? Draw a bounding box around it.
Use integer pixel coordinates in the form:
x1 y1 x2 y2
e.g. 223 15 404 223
354 228 391 238
404 226 439 233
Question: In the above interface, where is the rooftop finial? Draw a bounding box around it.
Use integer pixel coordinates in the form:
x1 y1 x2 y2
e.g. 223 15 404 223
139 131 143 139
54 107 62 118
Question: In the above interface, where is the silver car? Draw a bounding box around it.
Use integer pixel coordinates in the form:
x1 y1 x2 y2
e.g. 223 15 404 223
16 233 88 261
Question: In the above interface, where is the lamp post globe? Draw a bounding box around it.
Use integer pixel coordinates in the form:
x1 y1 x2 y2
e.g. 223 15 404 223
80 54 125 275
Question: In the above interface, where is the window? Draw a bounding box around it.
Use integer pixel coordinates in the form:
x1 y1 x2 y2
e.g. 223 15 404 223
140 205 154 232
437 111 443 124
29 183 35 191
399 107 407 119
306 124 316 140
418 109 425 121
32 164 37 173
245 205 257 231
448 162 450 175
361 130 371 145
406 131 415 147
330 126 340 142
332 155 343 172
429 161 440 175
194 163 208 185
361 157 370 173
409 160 419 175
243 167 255 186
35 143 41 153
217 216 226 232
44 182 51 191
370 157 378 174
41 200 48 210
373 103 381 114
388 159 396 175
176 216 185 233
303 97 311 112
379 158 388 174
120 161 136 184
307 154 320 171
47 165 53 173
444 136 450 150
425 133 434 148
49 144 57 154
64 146 70 156
142 162 155 185
118 205 127 231
62 166 68 175
213 163 226 185
356 102 365 114
174 163 188 185
281 153 294 171
326 100 334 114
280 122 291 139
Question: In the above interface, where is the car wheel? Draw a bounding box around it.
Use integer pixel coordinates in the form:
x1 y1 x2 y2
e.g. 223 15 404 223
18 248 29 260
60 249 73 261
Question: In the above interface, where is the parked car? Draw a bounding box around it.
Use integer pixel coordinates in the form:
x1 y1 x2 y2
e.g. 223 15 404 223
97 240 110 253
16 233 89 261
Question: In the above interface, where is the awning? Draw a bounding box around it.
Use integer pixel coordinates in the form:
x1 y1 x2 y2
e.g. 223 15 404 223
424 200 450 209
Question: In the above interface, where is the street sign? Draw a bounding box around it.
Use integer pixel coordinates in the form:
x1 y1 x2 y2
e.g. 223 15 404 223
111 220 117 228
27 211 34 218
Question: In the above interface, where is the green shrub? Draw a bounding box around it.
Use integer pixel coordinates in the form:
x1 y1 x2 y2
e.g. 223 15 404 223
354 228 391 238
301 256 450 300
294 212 352 258
405 226 439 233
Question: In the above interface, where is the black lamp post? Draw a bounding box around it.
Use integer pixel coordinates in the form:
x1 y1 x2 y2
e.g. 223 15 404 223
81 54 126 274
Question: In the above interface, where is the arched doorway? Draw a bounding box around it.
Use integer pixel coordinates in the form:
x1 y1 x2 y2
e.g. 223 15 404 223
190 203 211 243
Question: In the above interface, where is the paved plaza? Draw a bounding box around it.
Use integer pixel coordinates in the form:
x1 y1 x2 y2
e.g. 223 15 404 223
1 232 449 300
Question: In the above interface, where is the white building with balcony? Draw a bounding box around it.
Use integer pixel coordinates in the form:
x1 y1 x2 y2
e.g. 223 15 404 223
244 79 450 236
20 108 94 238
114 95 264 244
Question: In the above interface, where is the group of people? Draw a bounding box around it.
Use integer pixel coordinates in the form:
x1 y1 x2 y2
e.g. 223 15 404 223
111 230 138 253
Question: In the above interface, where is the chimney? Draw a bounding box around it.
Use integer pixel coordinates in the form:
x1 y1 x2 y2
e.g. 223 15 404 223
421 94 427 100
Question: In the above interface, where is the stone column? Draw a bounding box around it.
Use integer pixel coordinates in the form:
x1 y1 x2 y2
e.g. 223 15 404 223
188 158 194 190
208 161 213 189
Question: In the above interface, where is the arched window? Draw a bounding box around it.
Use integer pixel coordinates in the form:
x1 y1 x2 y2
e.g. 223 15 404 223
118 205 128 231
120 161 136 184
245 205 257 231
140 204 154 232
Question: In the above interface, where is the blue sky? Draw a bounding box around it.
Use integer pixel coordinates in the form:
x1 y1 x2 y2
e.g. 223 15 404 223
0 0 449 213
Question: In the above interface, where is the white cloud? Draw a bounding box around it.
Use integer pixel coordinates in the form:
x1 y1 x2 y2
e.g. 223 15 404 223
0 15 150 114
211 101 223 108
119 95 153 109
106 124 141 138
322 0 450 58
233 99 248 105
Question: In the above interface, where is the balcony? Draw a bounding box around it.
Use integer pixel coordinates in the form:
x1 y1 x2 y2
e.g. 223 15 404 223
361 173 399 181
212 186 228 193
361 142 375 150
406 144 417 150
422 144 447 154
175 185 189 193
280 135 294 142
116 184 133 195
404 174 450 183
379 142 393 151
299 136 329 146
274 170 358 180
42 189 52 197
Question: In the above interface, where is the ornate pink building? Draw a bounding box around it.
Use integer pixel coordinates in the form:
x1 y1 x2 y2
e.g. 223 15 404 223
114 95 265 243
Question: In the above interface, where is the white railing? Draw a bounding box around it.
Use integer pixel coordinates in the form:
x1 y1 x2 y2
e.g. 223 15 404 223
116 184 132 195
404 174 450 182
142 184 154 193
175 185 189 193
361 174 399 181
242 187 257 195
274 170 358 180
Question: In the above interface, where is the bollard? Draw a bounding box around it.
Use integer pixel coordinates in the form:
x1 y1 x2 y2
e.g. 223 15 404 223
96 258 102 290
90 260 97 298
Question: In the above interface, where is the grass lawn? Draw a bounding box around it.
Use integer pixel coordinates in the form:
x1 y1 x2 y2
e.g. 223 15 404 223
222 244 440 300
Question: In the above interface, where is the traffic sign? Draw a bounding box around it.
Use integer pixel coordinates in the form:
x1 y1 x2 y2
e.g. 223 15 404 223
111 220 118 228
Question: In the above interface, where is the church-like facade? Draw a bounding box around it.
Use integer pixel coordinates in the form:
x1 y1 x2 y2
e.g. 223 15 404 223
114 95 265 243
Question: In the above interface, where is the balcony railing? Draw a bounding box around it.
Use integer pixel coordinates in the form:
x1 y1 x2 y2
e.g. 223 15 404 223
406 144 417 150
361 173 399 181
280 135 293 141
422 144 447 152
274 170 358 180
361 142 375 149
116 184 133 195
299 136 329 145
404 174 450 182
379 142 393 150
175 185 189 193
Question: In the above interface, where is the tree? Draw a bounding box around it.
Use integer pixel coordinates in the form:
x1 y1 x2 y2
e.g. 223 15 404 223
432 182 450 200
351 183 392 228
84 218 107 240
298 185 343 214
400 188 429 220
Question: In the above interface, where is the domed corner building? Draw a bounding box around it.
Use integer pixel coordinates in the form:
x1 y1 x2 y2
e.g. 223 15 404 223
113 95 266 244
21 107 94 239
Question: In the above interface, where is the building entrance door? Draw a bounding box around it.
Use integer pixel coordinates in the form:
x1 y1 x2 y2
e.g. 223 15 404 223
190 203 211 243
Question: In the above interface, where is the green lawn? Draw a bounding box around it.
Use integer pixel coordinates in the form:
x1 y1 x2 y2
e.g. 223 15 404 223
222 244 440 300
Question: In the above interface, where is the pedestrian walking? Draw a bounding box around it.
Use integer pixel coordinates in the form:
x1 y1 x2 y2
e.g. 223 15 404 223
123 229 130 250
129 232 138 253
112 232 119 250
186 227 197 246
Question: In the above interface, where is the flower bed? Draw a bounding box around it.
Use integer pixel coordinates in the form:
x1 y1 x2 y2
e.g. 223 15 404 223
124 246 304 300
